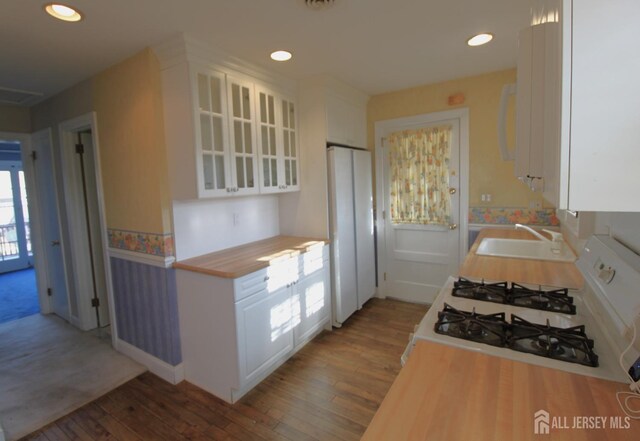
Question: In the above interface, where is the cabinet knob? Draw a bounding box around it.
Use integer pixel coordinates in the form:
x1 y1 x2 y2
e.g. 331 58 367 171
449 187 457 195
264 276 270 282
448 224 458 230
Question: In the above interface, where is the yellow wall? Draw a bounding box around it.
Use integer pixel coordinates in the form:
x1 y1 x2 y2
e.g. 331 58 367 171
0 104 31 133
92 48 172 234
30 48 172 235
367 69 548 209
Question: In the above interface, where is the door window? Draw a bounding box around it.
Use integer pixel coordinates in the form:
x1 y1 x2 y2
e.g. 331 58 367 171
388 125 453 226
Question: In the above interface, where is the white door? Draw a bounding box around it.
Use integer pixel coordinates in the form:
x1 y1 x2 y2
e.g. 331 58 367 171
380 117 463 304
60 128 110 330
31 129 70 321
352 150 375 307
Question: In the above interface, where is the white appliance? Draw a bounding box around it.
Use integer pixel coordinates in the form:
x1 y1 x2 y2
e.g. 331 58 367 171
327 145 376 326
403 235 640 384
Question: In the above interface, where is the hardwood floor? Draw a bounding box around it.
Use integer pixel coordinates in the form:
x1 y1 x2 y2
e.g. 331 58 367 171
20 298 428 441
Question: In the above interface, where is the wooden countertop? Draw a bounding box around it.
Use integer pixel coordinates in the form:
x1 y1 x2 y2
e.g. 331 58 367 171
173 235 329 278
459 228 584 290
362 340 640 441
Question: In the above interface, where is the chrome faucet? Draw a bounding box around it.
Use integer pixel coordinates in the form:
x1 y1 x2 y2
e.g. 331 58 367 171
515 223 551 242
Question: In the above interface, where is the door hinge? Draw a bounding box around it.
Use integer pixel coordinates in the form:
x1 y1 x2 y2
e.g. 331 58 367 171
380 136 385 146
47 287 52 296
91 298 100 308
75 143 85 155
383 272 387 281
31 151 37 160
382 210 386 220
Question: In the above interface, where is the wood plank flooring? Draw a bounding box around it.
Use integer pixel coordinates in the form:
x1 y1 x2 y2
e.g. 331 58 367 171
20 298 428 441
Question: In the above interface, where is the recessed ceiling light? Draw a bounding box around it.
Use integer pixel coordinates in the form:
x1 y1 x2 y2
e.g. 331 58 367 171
467 33 494 47
270 50 292 62
44 3 83 22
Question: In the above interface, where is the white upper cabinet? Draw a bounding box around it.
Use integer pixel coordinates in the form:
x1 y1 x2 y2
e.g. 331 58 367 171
196 69 231 197
156 36 299 200
559 0 640 211
515 22 560 195
326 92 367 148
255 87 300 193
517 1 640 211
227 76 258 195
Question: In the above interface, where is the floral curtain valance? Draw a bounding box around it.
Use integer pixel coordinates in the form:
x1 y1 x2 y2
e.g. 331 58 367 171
388 125 453 226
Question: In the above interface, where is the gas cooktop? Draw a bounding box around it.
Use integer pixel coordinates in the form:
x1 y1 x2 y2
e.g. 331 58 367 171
434 303 599 367
452 277 576 314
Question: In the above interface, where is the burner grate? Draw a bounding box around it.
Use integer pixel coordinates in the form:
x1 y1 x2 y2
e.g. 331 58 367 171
433 305 599 367
452 278 576 314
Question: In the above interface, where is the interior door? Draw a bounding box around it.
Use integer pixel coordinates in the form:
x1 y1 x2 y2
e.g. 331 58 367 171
0 161 31 274
382 119 461 304
31 129 70 320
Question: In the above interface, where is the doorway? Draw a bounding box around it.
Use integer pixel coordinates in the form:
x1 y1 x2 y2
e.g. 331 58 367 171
0 139 39 323
375 109 469 304
58 114 113 332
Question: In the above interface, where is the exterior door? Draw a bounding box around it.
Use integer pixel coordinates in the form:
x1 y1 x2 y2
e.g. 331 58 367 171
31 129 70 320
0 161 31 273
381 118 462 304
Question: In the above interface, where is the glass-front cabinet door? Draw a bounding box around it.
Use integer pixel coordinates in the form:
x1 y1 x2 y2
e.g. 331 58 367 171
281 97 299 191
227 77 258 195
256 88 280 193
195 69 230 197
255 87 300 193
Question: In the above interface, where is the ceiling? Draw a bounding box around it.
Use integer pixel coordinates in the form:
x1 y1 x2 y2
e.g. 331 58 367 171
1 0 532 104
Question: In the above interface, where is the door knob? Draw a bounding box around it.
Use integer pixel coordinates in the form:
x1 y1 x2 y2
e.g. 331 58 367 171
449 188 457 194
51 240 60 246
448 224 458 230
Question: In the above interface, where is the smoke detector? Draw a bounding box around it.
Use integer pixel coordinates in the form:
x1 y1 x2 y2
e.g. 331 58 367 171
304 0 336 11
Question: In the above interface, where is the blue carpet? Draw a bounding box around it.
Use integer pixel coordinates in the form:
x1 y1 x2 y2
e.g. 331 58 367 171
0 268 40 324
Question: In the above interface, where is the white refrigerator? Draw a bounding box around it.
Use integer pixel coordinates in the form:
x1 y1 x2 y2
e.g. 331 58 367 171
327 146 376 326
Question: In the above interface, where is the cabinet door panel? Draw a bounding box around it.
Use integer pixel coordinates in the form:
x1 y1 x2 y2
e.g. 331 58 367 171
194 69 231 197
236 286 293 383
255 88 281 193
293 264 330 347
227 77 258 194
281 97 299 191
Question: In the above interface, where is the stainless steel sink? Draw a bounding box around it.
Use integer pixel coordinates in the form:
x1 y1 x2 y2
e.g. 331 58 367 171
476 238 576 262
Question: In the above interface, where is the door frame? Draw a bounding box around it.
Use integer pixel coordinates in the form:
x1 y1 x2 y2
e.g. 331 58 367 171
0 130 51 313
58 112 117 341
374 108 469 299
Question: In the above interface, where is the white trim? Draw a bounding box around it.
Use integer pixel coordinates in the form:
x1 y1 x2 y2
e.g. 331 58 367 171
374 108 470 298
115 338 184 385
108 247 176 268
58 113 118 345
153 34 297 96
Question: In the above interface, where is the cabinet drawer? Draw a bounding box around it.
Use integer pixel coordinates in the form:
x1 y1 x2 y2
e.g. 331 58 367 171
233 268 269 302
234 257 299 302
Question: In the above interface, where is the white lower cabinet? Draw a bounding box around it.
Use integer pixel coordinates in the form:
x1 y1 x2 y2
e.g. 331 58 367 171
235 284 293 385
176 245 330 403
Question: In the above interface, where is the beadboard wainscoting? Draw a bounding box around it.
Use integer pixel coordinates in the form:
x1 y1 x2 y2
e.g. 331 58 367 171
109 246 183 384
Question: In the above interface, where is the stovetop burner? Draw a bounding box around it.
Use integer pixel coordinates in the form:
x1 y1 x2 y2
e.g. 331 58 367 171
509 315 598 367
434 304 508 347
452 278 576 314
433 304 598 367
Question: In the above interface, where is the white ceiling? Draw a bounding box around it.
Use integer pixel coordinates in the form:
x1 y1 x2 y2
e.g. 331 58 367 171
1 0 532 103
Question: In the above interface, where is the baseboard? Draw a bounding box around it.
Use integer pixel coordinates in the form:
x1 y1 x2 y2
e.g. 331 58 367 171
115 338 184 385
